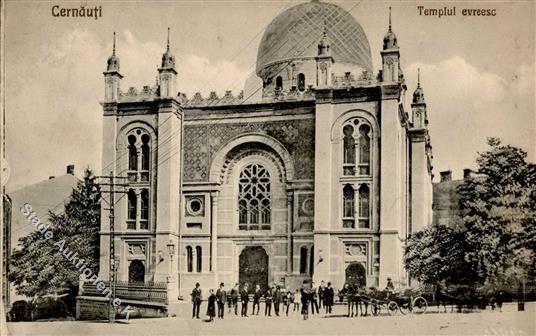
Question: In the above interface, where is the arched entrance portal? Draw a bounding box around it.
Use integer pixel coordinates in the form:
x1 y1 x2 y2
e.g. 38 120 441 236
239 246 269 291
345 262 366 287
128 260 145 283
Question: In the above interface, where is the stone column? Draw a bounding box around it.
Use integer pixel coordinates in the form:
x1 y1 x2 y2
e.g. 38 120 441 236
286 191 294 273
210 192 219 273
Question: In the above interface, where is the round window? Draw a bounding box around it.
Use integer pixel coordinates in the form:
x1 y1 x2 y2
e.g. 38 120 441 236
187 198 203 216
301 198 314 216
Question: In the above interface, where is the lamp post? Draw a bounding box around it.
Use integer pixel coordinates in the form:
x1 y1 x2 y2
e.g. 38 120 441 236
167 240 175 282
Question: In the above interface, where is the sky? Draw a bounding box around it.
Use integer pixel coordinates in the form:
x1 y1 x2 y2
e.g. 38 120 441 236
4 0 535 191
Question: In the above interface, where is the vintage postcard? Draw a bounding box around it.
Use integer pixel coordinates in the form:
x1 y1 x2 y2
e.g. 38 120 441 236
0 0 534 335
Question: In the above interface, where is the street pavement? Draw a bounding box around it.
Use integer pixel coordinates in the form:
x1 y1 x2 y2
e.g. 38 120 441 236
4 302 535 335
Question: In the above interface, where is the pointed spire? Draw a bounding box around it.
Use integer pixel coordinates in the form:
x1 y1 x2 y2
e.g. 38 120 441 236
106 31 120 72
112 32 116 55
388 6 392 31
383 7 398 50
318 21 330 56
413 68 425 104
166 27 170 52
160 27 176 70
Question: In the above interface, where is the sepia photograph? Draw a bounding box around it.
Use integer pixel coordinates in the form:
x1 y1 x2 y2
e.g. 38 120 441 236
0 0 534 335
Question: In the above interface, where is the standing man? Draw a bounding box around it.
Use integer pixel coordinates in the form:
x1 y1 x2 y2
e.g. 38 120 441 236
318 280 326 310
191 282 202 319
230 283 239 315
216 282 227 319
310 282 319 314
273 285 282 316
324 282 334 314
240 284 250 317
252 284 262 315
264 286 273 316
300 281 310 320
285 290 293 316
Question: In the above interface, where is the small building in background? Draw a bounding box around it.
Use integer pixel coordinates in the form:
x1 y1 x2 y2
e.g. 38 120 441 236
6 165 78 305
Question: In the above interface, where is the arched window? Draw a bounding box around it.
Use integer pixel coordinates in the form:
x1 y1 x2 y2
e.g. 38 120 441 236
128 135 138 181
343 184 355 228
299 246 308 274
140 134 150 181
358 184 370 228
127 189 136 230
238 164 271 230
309 247 314 276
125 129 152 231
127 130 151 182
343 125 355 175
195 246 202 272
297 73 305 92
358 124 371 175
186 246 193 273
140 189 149 230
238 200 247 224
275 76 283 91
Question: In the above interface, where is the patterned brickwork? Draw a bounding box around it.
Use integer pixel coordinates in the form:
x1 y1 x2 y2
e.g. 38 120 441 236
183 119 315 182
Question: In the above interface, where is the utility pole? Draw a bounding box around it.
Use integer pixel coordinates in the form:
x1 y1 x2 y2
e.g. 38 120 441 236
96 172 128 323
108 171 116 323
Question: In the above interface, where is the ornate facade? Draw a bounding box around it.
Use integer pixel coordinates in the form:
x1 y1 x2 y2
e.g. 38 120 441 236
98 1 433 302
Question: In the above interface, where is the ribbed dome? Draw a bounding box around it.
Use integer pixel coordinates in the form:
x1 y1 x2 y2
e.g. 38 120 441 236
256 0 372 79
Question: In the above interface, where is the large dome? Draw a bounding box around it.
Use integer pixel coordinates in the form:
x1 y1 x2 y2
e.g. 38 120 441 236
256 0 372 79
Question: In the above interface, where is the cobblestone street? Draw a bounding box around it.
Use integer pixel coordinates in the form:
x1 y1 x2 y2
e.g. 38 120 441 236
5 302 535 335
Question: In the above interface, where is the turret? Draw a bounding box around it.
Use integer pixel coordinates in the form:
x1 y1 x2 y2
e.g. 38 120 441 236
411 69 428 129
158 28 177 98
103 32 123 102
381 7 400 83
315 26 334 88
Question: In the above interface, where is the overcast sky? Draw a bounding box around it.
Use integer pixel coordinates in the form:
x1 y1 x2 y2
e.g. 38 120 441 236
4 0 535 191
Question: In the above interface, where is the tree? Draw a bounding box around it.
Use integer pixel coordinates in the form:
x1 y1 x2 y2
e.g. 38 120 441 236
9 168 101 298
404 224 477 285
457 138 536 285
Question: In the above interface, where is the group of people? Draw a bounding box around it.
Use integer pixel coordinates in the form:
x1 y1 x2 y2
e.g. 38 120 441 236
190 280 336 321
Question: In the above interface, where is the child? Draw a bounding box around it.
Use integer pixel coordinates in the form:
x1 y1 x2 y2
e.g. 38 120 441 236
293 289 301 313
207 289 216 322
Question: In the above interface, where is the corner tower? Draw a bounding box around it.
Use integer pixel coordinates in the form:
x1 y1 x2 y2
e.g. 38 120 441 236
159 28 177 97
103 33 123 102
381 7 400 83
409 69 433 233
98 29 183 306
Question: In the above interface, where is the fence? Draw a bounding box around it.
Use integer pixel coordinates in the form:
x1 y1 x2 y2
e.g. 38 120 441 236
81 280 168 304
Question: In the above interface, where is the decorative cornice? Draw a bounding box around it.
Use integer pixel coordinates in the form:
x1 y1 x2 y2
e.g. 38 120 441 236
408 128 428 142
315 86 381 104
380 83 402 100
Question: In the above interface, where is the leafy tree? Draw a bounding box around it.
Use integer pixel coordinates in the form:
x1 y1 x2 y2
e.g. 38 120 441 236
404 224 476 285
458 138 536 285
9 168 101 298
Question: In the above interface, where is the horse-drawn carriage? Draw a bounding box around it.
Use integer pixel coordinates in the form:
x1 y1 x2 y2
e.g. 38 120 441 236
340 286 428 316
338 282 510 316
430 284 500 312
366 287 428 315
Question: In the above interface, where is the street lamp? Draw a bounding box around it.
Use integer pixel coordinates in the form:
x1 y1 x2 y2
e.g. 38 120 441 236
167 240 175 281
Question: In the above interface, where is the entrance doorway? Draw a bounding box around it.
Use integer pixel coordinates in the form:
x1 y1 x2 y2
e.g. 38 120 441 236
239 246 269 291
128 260 145 283
345 262 366 287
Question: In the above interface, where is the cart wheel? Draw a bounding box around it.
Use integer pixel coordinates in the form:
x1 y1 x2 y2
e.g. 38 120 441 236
372 303 381 316
399 301 410 315
388 301 398 315
413 297 427 314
